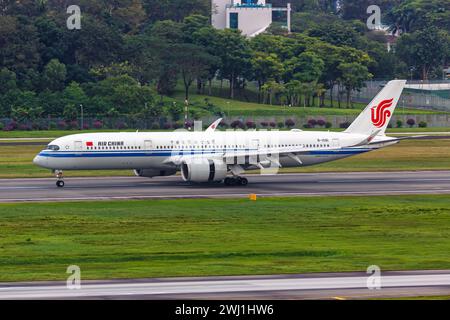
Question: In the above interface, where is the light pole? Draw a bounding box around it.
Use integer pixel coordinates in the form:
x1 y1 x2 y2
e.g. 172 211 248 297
184 99 190 131
80 104 84 131
410 67 415 81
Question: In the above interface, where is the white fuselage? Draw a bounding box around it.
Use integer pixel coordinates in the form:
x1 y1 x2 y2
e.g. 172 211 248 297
33 130 394 172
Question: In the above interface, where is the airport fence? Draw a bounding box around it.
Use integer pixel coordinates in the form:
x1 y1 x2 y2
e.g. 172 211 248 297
330 80 450 111
2 113 450 131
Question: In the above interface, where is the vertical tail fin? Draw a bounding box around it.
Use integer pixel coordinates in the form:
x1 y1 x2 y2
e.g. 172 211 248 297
345 80 407 136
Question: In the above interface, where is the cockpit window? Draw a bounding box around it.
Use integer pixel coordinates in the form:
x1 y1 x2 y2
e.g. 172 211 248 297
47 145 60 151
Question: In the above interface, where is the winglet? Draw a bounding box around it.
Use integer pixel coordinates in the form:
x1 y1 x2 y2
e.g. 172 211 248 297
205 118 222 133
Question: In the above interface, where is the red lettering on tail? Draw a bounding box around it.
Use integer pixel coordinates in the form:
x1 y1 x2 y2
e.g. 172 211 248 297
371 98 393 128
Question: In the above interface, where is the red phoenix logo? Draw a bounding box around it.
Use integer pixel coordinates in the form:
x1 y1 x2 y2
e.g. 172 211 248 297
371 98 393 128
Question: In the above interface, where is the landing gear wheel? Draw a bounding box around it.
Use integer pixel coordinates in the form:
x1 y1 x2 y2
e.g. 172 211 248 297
239 177 248 186
224 177 248 187
55 170 64 188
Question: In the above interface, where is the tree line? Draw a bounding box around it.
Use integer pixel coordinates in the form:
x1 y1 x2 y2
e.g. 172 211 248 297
0 0 448 121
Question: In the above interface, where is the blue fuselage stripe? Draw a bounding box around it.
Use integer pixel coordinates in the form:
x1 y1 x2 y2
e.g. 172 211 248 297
38 148 371 158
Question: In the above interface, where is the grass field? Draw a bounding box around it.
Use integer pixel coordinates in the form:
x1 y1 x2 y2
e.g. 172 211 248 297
175 81 449 117
1 195 450 282
1 139 449 178
182 93 445 117
377 296 450 300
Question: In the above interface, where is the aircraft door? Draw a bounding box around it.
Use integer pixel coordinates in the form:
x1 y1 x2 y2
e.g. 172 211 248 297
249 139 260 165
251 139 260 149
74 141 83 151
332 138 340 148
144 140 153 150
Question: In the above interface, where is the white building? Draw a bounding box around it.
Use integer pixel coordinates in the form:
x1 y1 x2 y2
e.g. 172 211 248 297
212 0 291 37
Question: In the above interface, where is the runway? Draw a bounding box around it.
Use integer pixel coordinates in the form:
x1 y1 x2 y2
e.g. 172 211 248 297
0 171 450 202
1 270 450 300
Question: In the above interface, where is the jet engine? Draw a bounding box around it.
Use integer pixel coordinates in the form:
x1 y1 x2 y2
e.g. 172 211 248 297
181 159 227 183
134 169 177 178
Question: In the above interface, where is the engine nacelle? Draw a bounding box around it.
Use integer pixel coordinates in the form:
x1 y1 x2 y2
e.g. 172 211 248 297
181 159 227 183
134 169 177 178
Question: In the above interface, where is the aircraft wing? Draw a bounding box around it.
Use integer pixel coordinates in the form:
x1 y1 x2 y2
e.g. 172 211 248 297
366 135 425 146
220 146 333 168
163 146 318 167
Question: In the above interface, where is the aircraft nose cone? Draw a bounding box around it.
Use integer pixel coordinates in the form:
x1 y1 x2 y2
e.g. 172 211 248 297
33 155 46 167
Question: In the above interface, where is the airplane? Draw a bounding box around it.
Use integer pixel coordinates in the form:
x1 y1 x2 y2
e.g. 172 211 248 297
34 80 407 188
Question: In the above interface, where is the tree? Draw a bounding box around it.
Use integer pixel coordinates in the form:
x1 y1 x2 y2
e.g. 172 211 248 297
308 21 360 47
285 80 302 107
308 41 372 107
62 82 89 112
182 14 210 43
386 0 450 34
366 41 399 80
313 82 327 107
0 15 41 83
286 51 324 83
113 0 147 34
341 0 402 22
90 75 157 115
291 11 339 33
37 90 63 116
7 90 40 118
42 59 67 91
250 34 299 61
34 16 68 66
338 62 372 108
261 81 285 105
63 104 78 122
142 0 210 23
149 20 184 43
66 16 124 68
251 52 283 102
90 62 136 80
144 20 185 96
270 0 338 13
173 43 219 100
396 26 449 80
215 29 252 99
0 68 17 95
192 26 222 95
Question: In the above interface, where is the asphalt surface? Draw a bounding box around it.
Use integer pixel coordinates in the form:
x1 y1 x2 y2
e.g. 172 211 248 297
1 270 450 300
0 171 450 202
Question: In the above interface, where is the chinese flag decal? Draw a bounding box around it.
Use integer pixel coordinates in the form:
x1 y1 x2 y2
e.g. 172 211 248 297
86 141 93 147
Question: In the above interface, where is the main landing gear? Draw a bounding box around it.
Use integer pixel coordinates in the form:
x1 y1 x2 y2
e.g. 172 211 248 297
224 176 248 186
55 170 65 188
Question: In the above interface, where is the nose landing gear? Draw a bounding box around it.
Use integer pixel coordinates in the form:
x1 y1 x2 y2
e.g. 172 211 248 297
55 170 65 188
224 176 248 186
